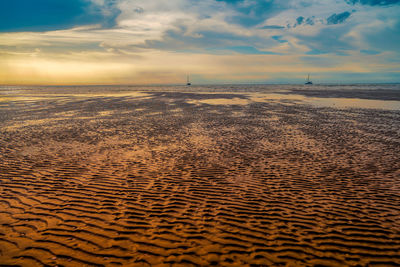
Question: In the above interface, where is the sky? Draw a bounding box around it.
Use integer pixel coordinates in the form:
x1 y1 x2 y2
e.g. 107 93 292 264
0 0 400 85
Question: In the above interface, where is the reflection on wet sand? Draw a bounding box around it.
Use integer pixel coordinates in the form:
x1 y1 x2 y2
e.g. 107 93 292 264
185 92 400 110
309 97 400 110
0 86 400 266
249 93 400 110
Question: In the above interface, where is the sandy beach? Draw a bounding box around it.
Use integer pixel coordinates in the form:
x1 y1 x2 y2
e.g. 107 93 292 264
0 85 400 267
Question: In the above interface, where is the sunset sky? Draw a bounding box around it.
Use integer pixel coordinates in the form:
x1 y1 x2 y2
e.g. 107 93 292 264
1 0 399 85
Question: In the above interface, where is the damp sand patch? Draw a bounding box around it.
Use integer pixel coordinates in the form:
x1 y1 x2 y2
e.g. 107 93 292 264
187 98 250 106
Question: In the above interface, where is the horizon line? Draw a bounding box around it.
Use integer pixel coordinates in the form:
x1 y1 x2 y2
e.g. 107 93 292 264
1 82 400 87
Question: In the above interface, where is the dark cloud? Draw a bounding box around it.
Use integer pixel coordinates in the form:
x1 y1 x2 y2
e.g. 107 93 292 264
305 17 315 25
346 0 400 5
296 16 304 25
292 16 315 28
260 25 285 29
327 12 351 25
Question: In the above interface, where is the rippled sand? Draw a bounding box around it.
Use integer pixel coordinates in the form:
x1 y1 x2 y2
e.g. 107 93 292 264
0 87 400 267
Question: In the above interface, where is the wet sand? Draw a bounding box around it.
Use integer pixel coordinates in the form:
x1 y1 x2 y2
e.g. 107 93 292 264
0 86 400 266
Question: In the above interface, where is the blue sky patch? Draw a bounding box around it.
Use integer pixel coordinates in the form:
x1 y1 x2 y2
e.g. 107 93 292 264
0 0 118 32
272 35 288 43
217 0 280 27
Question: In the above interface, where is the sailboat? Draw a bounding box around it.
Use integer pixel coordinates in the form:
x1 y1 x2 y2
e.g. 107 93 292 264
305 74 313 85
186 75 191 86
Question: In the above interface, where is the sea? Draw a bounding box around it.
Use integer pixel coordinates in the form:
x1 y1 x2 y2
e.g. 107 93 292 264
1 83 400 110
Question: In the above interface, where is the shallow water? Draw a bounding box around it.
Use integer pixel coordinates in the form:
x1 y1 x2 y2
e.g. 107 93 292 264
1 84 400 110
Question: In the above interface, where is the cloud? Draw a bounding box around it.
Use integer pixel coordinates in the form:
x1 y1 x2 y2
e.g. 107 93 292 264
327 11 352 25
260 25 285 29
305 49 328 55
305 17 315 25
360 49 380 54
215 0 283 27
0 0 399 83
220 46 280 55
296 16 305 25
272 35 288 43
295 24 356 55
291 16 316 27
362 17 400 52
346 0 400 6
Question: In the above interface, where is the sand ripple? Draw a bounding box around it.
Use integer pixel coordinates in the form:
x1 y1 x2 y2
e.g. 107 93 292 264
0 91 399 266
